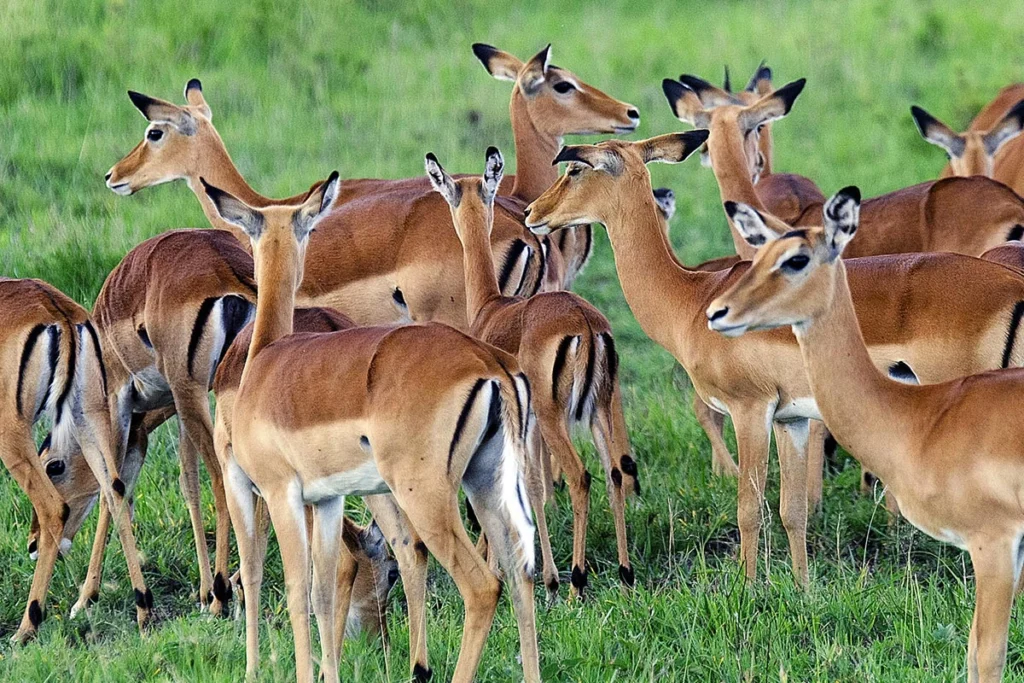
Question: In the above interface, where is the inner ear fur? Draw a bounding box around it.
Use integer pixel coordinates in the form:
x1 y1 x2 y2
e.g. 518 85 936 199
127 90 197 134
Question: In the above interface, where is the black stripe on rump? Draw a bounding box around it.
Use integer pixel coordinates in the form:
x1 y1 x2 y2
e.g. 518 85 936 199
16 325 48 418
1002 301 1024 368
187 297 219 378
448 378 488 474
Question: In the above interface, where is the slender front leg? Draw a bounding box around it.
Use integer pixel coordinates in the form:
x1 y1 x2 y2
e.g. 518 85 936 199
967 540 1016 683
692 393 739 477
773 420 809 586
732 403 774 581
310 496 345 682
223 459 263 676
805 421 826 514
266 483 314 683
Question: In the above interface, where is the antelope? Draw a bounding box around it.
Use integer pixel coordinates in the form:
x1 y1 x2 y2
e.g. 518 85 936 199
524 132 1024 587
666 77 1024 259
202 175 540 683
654 187 676 232
426 146 637 600
0 278 151 642
911 100 1024 179
707 188 1024 683
939 83 1024 194
678 66 826 226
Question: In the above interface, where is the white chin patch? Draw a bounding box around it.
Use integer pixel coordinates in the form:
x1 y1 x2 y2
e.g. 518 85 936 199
528 224 551 235
60 538 73 556
108 183 132 196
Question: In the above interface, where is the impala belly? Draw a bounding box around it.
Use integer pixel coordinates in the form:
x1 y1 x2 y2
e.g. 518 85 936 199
774 396 821 421
303 460 390 502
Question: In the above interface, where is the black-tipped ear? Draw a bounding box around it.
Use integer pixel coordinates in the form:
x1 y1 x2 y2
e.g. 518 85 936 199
746 60 772 93
184 78 211 118
836 185 861 203
471 43 523 82
772 78 806 116
127 90 197 132
553 146 591 167
185 78 202 94
823 186 861 256
662 79 688 109
723 65 732 93
201 178 264 238
679 75 716 98
724 201 778 248
128 91 157 117
482 146 504 200
983 99 1024 156
910 105 938 137
319 171 340 214
425 152 460 206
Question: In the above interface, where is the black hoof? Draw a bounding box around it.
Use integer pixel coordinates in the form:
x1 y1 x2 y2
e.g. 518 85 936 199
213 573 233 604
413 663 433 681
570 565 588 597
619 564 635 587
27 600 43 628
134 587 154 610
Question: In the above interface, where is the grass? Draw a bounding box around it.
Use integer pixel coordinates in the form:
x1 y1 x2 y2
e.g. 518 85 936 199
2 0 1024 679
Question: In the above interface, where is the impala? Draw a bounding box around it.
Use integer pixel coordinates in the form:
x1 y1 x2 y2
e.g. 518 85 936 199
427 147 637 600
525 132 1024 587
708 188 1024 683
202 175 539 682
941 83 1024 194
0 278 151 642
911 99 1024 178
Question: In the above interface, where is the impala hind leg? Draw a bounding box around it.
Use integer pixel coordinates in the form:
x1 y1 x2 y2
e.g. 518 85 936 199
310 496 345 682
364 494 430 679
733 404 773 581
223 459 263 676
774 420 809 586
5 428 67 644
693 393 739 477
525 423 558 600
592 383 635 586
966 539 1016 682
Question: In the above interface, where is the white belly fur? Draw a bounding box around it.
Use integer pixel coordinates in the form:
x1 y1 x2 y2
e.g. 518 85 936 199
303 459 391 502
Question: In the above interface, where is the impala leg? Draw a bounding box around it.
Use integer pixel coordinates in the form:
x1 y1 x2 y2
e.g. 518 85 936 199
332 532 359 663
223 459 262 676
364 494 430 679
525 423 558 600
5 428 67 644
592 383 635 586
692 393 738 477
310 496 344 682
733 404 773 581
966 540 1016 683
774 420 809 587
395 489 500 683
171 388 219 610
805 421 826 515
71 497 111 617
536 406 590 600
211 410 235 617
266 483 314 683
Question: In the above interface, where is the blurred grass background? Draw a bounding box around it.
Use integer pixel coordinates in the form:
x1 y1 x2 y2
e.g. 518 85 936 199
1 0 1023 680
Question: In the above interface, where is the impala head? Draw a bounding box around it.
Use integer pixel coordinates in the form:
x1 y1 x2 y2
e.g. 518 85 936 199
679 63 775 173
425 146 504 242
472 43 639 136
663 76 805 184
201 172 339 286
523 131 708 234
106 79 218 195
345 520 401 641
910 101 1024 177
706 186 861 337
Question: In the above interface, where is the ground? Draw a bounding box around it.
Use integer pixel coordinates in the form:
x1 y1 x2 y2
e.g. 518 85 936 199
2 0 1023 679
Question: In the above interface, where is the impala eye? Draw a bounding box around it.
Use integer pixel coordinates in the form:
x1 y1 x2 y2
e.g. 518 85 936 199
781 254 810 272
147 129 164 142
45 460 66 478
553 81 576 94
567 166 583 177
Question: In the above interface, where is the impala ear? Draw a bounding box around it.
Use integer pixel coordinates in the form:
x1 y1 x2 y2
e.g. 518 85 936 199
662 79 711 128
294 171 340 237
184 78 212 120
472 43 524 82
553 145 621 173
737 78 806 132
679 74 740 107
201 178 264 239
653 188 676 222
639 131 709 165
723 66 732 93
425 152 460 207
724 201 780 248
127 90 197 134
482 146 504 202
910 106 965 158
520 44 551 96
745 60 773 95
822 186 861 259
983 99 1024 157
360 521 387 560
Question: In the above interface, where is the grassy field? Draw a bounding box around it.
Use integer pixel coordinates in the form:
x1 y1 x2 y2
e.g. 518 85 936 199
3 0 1024 679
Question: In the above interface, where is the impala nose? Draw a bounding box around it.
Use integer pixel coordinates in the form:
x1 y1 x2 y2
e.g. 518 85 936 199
707 306 729 322
523 206 531 219
627 108 640 121
387 567 400 586
105 171 112 181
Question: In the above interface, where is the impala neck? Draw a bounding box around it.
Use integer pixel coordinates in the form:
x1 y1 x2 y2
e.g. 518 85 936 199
509 89 561 203
456 209 504 325
793 262 917 485
708 125 768 259
600 180 707 354
243 252 298 377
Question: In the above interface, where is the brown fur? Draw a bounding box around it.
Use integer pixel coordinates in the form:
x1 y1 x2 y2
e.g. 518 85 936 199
937 83 1024 191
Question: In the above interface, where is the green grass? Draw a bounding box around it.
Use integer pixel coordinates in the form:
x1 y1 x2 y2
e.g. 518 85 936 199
3 0 1024 679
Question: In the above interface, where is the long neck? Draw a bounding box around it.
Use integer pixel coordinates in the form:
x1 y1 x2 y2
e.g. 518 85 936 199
187 131 273 243
601 177 709 354
242 250 297 377
708 125 767 259
455 209 503 325
509 89 561 203
794 263 918 484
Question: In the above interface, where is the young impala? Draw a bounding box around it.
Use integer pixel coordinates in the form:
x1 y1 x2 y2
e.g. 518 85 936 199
525 132 1024 588
939 83 1024 194
0 278 151 643
202 175 539 682
911 99 1024 178
707 188 1024 683
427 147 637 600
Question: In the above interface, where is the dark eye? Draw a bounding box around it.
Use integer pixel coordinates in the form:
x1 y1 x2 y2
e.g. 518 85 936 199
147 129 164 142
567 166 582 177
756 124 765 134
45 460 66 478
781 254 810 272
553 81 576 94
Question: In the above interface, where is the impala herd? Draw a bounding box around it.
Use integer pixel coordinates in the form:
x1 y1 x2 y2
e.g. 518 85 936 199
6 42 1024 682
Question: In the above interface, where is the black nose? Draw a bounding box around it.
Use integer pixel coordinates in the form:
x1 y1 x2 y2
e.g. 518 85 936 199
708 307 729 322
387 567 400 586
105 172 112 181
523 207 531 218
627 109 640 120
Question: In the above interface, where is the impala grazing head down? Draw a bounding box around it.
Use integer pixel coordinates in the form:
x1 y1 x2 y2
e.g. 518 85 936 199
911 100 1024 178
